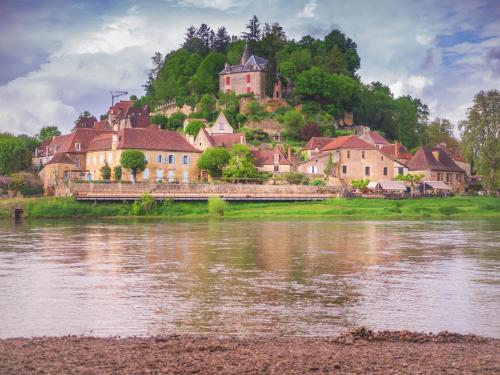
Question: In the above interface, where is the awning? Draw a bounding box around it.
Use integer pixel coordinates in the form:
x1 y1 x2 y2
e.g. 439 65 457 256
376 181 407 191
421 181 452 190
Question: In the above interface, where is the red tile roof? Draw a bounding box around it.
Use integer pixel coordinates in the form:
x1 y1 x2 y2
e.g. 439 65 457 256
380 143 412 160
118 128 201 152
211 133 246 148
109 100 134 115
45 153 74 165
251 147 291 167
87 133 113 152
321 136 375 151
359 131 390 145
304 137 335 150
93 120 110 130
48 129 110 155
407 146 464 172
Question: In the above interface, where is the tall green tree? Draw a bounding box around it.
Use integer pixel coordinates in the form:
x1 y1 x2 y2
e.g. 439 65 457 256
192 52 226 95
197 147 231 177
460 89 499 194
223 144 258 178
0 134 34 174
37 126 61 142
120 150 147 183
283 109 305 140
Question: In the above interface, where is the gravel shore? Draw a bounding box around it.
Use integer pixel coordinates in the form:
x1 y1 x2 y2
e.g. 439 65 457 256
1 328 499 374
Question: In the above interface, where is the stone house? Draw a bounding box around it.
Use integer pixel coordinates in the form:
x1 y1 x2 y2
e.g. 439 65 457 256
251 146 292 173
206 112 233 135
303 137 335 158
358 131 391 149
219 45 267 98
295 136 407 184
86 127 202 183
379 141 413 164
406 146 466 193
192 128 246 151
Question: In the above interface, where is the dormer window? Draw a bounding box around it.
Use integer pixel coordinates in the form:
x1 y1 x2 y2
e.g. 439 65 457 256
75 143 81 151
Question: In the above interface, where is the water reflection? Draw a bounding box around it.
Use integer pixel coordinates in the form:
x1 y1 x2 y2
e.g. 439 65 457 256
0 219 499 338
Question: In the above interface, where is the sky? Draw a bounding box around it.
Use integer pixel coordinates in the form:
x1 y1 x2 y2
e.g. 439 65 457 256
0 0 499 136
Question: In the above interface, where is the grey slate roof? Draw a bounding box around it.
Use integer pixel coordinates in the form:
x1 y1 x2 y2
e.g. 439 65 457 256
219 54 268 75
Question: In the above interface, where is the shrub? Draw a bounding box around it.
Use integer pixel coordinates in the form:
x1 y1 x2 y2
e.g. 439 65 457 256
285 172 309 185
309 178 325 186
120 150 147 182
150 114 168 129
167 112 187 130
208 196 227 217
100 163 111 181
197 147 231 177
113 166 122 181
140 193 156 213
184 120 205 136
351 179 369 192
246 100 265 116
9 172 43 196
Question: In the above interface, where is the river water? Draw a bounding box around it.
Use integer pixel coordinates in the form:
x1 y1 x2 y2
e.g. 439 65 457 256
0 219 499 338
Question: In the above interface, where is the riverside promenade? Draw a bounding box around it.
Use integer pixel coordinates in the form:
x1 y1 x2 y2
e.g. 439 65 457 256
65 182 339 202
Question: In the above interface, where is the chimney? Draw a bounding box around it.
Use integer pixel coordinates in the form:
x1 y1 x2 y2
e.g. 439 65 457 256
112 132 119 150
395 141 400 158
432 150 440 161
288 147 292 161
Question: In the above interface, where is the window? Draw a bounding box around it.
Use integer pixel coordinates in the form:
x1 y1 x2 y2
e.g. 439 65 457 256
383 167 388 176
456 174 461 182
365 166 370 176
183 170 189 183
75 158 80 168
274 165 279 172
93 155 97 165
143 168 150 181
182 155 189 165
309 165 318 174
75 143 81 151
219 122 224 130
168 170 175 183
446 173 451 182
107 153 112 164
145 154 149 162
226 76 230 85
246 74 251 83
342 165 347 174
157 154 162 163
347 150 350 158
168 154 175 164
362 151 365 159
398 167 404 175
437 173 443 181
246 87 251 94
276 91 279 98
381 156 384 160
156 169 163 182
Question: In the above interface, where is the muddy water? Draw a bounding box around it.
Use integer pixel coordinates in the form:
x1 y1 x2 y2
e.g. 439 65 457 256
0 219 498 338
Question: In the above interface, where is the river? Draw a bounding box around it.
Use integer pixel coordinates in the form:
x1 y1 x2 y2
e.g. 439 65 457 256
0 219 499 338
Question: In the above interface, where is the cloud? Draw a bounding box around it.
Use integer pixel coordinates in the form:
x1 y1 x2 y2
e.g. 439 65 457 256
390 75 433 97
168 0 252 11
297 0 317 18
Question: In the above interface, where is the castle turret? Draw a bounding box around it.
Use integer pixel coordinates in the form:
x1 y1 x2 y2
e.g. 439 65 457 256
241 44 251 65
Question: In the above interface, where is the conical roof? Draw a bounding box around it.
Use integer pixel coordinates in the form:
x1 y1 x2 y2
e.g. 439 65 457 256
241 44 251 65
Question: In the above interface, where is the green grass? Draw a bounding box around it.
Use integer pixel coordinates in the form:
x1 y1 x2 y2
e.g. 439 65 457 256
0 196 499 220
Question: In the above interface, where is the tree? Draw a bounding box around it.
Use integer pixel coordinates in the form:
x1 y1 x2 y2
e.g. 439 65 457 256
192 52 226 95
351 179 369 192
199 94 216 119
197 147 231 177
242 15 261 44
300 123 321 141
213 26 231 53
150 114 168 129
37 126 61 142
120 150 147 183
223 144 258 178
167 112 187 130
396 173 425 196
419 118 457 149
113 166 122 181
0 136 33 174
74 111 93 125
184 121 205 136
460 89 499 194
265 53 277 97
143 52 163 95
100 163 111 181
283 109 305 139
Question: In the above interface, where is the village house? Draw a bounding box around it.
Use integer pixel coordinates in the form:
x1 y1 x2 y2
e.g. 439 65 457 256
187 112 246 151
358 131 391 149
296 136 408 185
303 137 335 158
379 141 413 164
406 146 466 193
251 146 292 173
86 127 201 183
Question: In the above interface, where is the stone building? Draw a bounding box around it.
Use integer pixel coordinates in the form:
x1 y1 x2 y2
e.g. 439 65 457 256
219 45 268 98
192 128 246 151
296 136 407 185
251 146 292 173
86 127 201 183
406 146 466 193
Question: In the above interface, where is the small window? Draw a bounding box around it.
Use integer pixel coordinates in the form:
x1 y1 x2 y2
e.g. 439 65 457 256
342 165 347 174
347 150 350 158
157 154 162 163
75 143 81 151
246 74 251 83
143 168 150 181
168 154 175 164
447 173 451 182
362 151 365 159
383 167 388 176
381 155 384 160
398 167 404 175
226 76 230 85
182 155 189 165
107 153 112 163
183 170 189 183
75 159 80 168
219 122 224 130
365 166 370 176
274 165 279 172
246 87 251 94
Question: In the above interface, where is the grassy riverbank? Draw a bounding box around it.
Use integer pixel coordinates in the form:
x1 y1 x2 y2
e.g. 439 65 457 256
0 196 499 220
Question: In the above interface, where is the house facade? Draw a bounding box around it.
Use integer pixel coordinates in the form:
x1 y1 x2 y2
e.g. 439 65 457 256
296 136 407 184
407 146 466 193
86 127 201 183
251 146 292 173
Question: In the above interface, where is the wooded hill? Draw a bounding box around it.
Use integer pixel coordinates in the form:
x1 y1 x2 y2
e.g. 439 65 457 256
134 16 447 149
